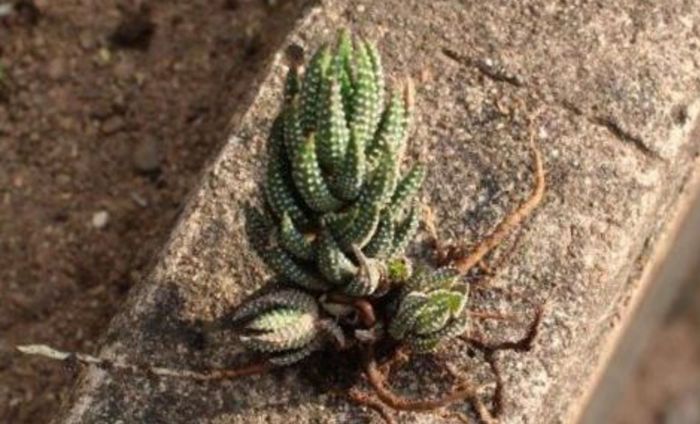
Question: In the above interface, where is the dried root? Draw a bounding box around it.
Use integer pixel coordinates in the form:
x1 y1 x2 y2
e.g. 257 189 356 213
16 344 272 382
442 123 546 276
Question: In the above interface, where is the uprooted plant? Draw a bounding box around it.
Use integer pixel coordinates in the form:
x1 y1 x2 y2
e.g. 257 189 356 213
18 30 546 423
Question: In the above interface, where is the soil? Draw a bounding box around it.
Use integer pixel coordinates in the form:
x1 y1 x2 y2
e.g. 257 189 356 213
0 0 302 422
613 280 700 424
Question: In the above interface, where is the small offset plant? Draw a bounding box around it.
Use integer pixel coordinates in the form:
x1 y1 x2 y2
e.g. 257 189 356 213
19 30 546 423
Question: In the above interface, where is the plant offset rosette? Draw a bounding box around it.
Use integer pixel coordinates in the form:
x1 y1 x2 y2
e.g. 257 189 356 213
240 30 469 364
388 267 469 353
231 289 346 366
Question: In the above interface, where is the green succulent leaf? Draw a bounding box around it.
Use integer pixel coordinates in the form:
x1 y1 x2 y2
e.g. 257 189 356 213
365 41 385 134
267 338 324 366
264 248 328 291
265 117 311 229
291 133 344 212
349 40 379 148
406 266 460 293
389 284 468 352
389 204 420 257
231 289 318 324
413 289 466 335
407 315 468 353
390 164 426 213
332 29 354 120
388 291 427 340
332 125 366 201
284 67 301 104
343 265 381 296
386 257 412 283
342 245 385 296
246 307 305 331
241 311 317 352
362 210 395 258
316 77 350 171
337 200 381 250
243 205 273 255
235 290 317 360
279 213 315 261
300 45 332 133
317 230 357 284
362 146 399 207
233 288 348 366
368 89 407 162
283 100 305 158
389 263 470 351
322 206 358 238
267 319 346 366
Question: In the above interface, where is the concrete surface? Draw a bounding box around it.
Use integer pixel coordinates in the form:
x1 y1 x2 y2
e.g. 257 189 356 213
57 1 700 423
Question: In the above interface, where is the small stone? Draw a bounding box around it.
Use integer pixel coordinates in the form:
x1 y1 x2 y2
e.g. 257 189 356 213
101 116 124 134
47 58 66 80
132 138 162 174
0 3 13 18
91 210 109 229
130 192 148 208
98 47 111 64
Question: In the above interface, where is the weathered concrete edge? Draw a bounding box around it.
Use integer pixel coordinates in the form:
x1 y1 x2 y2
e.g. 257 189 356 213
576 112 700 423
57 3 326 423
512 100 700 423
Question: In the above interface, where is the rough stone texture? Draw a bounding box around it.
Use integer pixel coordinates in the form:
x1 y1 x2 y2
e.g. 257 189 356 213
58 1 700 423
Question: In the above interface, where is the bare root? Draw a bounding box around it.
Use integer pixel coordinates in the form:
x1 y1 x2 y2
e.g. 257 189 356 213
363 346 477 412
459 304 545 417
447 124 545 276
16 344 272 382
348 387 398 424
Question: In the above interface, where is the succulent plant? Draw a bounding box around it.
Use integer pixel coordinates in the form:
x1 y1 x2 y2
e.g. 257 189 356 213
247 29 424 298
240 30 468 364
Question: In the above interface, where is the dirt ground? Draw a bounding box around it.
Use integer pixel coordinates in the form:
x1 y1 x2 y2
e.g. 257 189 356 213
0 1 303 422
0 1 698 423
612 280 700 424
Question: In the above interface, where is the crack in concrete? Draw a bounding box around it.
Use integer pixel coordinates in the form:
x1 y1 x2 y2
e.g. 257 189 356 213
590 115 659 160
443 46 662 161
441 47 524 87
561 100 661 160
